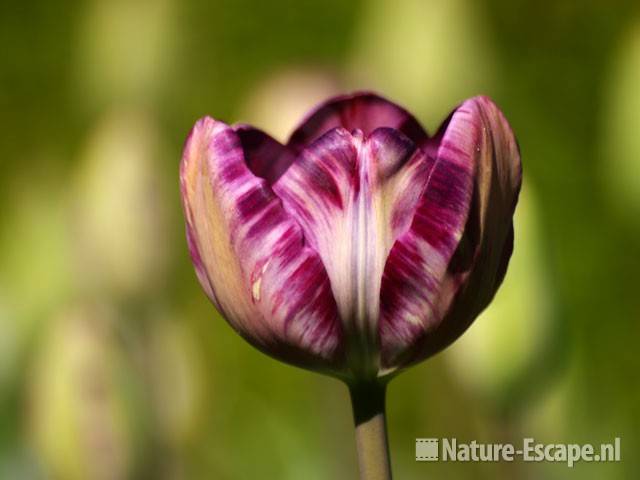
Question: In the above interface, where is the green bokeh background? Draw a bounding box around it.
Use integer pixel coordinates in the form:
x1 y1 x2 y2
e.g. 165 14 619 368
1 0 639 478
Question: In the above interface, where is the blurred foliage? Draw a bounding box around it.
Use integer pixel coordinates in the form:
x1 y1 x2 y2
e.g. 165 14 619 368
1 0 639 478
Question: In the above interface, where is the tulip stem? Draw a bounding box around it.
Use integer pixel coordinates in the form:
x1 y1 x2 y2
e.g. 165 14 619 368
349 382 392 480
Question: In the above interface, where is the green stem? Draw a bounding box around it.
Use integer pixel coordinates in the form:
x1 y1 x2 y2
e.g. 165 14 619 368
349 382 392 480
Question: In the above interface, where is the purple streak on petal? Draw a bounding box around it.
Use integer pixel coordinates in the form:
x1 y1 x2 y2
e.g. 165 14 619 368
287 92 428 152
370 128 434 237
274 128 357 251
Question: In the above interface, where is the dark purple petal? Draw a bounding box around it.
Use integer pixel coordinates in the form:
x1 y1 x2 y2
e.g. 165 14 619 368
287 92 429 152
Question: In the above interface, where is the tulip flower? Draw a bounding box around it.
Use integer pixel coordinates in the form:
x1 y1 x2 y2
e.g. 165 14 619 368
180 92 521 479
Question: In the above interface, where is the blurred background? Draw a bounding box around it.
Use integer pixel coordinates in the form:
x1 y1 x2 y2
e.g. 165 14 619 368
1 0 639 478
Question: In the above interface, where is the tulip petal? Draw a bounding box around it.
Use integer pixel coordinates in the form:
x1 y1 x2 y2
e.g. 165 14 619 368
379 96 521 369
288 92 428 152
180 118 343 371
233 124 296 185
273 127 431 376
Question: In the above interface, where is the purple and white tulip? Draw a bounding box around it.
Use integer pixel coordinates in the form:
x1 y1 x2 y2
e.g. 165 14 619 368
180 92 521 383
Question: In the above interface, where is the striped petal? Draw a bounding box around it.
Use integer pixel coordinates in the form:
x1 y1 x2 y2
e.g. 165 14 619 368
379 96 522 369
180 117 343 372
287 92 428 153
273 127 431 377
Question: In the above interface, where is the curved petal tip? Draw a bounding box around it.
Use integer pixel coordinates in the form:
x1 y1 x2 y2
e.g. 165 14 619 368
288 91 429 152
